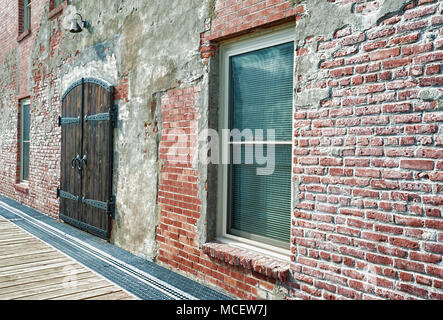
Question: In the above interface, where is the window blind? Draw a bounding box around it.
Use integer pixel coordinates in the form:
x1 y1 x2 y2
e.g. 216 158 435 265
230 144 292 245
228 41 294 248
22 103 30 181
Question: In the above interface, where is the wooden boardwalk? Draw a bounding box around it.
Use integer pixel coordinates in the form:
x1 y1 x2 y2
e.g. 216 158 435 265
0 216 137 300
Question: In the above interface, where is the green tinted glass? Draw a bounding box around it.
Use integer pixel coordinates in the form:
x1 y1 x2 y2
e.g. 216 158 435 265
228 41 294 247
229 144 292 245
230 41 294 141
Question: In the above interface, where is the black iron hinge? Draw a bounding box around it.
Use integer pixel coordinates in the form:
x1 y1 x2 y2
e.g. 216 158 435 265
112 103 118 128
57 188 79 202
83 104 118 128
58 116 81 126
81 195 116 219
109 195 116 219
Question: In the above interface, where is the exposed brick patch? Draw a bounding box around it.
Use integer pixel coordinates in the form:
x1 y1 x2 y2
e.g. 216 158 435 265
291 0 443 301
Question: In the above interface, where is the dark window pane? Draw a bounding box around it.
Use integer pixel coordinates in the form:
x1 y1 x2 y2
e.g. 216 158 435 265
22 142 30 181
230 42 294 141
21 102 30 181
22 104 30 141
227 40 294 247
24 0 31 31
230 144 292 245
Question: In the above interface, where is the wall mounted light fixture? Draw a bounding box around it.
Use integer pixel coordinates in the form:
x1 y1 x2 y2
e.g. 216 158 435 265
70 13 87 33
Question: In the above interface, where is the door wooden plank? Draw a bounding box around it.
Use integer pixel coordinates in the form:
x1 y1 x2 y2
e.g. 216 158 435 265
60 84 83 224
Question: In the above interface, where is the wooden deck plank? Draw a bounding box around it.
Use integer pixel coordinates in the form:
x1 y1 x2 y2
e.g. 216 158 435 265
0 217 136 300
0 267 91 288
5 278 109 300
0 263 86 285
0 237 36 244
13 280 114 300
0 271 98 296
0 230 29 238
0 259 77 277
0 251 68 268
85 290 136 300
50 286 131 300
0 257 73 276
0 242 48 255
0 248 55 260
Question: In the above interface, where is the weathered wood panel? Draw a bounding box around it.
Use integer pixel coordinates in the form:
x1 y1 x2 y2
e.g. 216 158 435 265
0 217 135 300
60 80 113 239
60 84 83 224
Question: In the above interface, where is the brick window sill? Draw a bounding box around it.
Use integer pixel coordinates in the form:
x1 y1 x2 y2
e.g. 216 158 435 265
17 29 31 42
14 182 29 194
202 241 291 282
48 1 67 20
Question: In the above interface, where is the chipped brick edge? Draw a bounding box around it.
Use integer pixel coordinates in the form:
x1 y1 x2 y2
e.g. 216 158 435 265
202 241 291 283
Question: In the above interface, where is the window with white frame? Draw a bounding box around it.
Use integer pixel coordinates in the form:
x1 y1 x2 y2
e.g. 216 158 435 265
218 28 295 255
19 98 30 182
21 0 31 33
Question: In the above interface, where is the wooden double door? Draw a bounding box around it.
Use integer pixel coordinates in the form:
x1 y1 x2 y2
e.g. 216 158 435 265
58 78 115 239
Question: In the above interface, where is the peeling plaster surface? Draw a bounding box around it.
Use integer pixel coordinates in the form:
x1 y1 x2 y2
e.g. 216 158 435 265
25 0 210 260
60 53 119 94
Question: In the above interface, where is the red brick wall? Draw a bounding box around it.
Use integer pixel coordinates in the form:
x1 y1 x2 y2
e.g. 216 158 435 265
200 0 302 63
292 0 443 300
0 0 56 216
157 86 202 269
0 1 18 64
157 0 302 300
156 86 291 299
203 0 301 41
158 0 443 300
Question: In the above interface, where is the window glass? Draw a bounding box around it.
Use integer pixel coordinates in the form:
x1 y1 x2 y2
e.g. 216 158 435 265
24 0 31 31
227 40 294 248
230 144 292 245
21 101 30 181
230 42 294 141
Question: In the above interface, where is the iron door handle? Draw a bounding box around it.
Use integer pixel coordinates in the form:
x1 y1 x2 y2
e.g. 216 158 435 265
71 154 87 171
79 153 87 170
72 154 81 169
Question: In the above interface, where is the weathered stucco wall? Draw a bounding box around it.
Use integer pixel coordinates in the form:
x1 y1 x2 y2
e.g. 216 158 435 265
0 0 211 261
44 0 209 260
